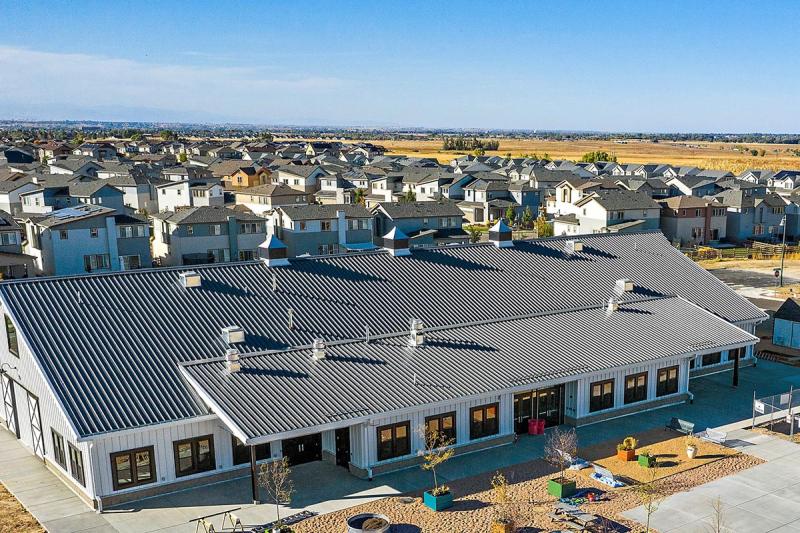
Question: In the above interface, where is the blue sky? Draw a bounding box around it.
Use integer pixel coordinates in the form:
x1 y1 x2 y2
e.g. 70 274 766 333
1 0 798 132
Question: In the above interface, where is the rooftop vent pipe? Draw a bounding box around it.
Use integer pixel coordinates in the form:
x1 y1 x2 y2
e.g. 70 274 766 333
312 338 327 360
409 318 424 347
564 240 584 255
222 325 245 344
179 271 202 288
606 297 619 316
225 348 241 374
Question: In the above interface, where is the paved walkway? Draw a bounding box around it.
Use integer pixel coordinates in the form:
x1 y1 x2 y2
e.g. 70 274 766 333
3 360 800 532
624 428 800 533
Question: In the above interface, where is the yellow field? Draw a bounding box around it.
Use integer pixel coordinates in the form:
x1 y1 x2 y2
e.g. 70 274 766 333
277 136 800 173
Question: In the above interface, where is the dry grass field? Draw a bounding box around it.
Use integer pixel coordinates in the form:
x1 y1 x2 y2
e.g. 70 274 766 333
278 136 800 173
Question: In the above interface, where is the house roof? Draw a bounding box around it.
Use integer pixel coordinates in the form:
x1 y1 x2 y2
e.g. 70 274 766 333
278 204 371 221
278 165 324 178
152 206 265 224
0 231 765 438
775 298 800 323
577 189 660 210
182 296 756 442
27 204 115 228
375 201 464 219
659 196 723 209
236 183 306 198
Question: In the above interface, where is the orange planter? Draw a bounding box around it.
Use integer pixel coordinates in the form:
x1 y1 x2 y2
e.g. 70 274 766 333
617 449 636 461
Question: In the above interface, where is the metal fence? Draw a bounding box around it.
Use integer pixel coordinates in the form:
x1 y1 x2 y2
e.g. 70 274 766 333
752 387 800 436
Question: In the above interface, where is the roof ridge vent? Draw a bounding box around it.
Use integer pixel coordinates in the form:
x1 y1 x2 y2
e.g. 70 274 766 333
179 271 202 288
383 227 410 257
409 318 424 347
225 348 241 374
312 338 327 360
259 235 290 267
614 278 634 296
221 325 245 344
564 240 584 254
488 219 513 248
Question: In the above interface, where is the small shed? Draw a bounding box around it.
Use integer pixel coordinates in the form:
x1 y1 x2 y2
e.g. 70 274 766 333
773 298 800 349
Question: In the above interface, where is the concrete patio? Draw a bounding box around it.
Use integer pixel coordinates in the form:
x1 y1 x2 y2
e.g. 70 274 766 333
3 359 800 532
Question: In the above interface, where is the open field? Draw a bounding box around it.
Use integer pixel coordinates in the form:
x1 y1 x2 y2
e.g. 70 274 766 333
277 136 800 172
0 483 43 533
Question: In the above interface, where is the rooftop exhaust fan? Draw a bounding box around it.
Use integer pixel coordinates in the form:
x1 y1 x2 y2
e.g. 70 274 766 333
225 348 241 374
179 271 202 288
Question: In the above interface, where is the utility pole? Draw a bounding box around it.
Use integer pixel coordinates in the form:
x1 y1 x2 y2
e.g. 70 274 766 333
780 215 787 287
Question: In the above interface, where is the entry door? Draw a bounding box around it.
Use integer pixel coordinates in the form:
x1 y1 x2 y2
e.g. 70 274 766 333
282 434 322 466
335 428 351 468
26 392 45 458
536 386 564 428
513 392 533 434
1 373 18 438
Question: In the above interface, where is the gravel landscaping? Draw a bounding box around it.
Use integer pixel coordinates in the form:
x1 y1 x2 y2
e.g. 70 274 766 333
0 483 42 533
293 451 762 533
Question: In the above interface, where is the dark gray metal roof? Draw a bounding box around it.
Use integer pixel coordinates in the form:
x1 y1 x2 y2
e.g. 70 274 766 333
181 296 757 442
0 231 766 438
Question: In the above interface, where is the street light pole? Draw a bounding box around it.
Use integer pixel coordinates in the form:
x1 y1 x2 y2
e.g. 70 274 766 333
781 215 787 287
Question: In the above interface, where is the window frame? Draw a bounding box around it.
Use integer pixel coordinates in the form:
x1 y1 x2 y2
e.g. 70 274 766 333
110 446 156 491
173 435 216 478
701 352 722 366
90 227 99 239
68 443 85 487
656 366 679 397
589 379 615 412
424 411 457 444
5 315 18 357
469 402 499 440
51 429 66 469
231 436 270 466
623 372 648 404
376 421 411 462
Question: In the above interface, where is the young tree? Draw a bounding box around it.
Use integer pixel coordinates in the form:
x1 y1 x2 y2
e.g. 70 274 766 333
505 205 516 225
159 129 176 141
258 458 294 530
401 189 416 203
634 465 665 533
521 206 534 228
534 215 553 238
178 152 188 163
417 425 455 496
467 225 483 243
709 496 725 533
491 472 514 527
353 188 367 206
544 427 578 486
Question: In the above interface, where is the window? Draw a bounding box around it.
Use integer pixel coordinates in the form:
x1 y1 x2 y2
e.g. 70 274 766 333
68 443 85 486
425 412 456 444
118 226 133 238
702 352 722 366
624 372 647 404
656 366 679 396
239 250 255 261
187 225 194 236
0 232 17 246
231 436 270 466
294 221 306 231
470 403 499 440
207 249 230 263
51 430 66 469
59 230 68 240
90 228 99 238
120 255 141 271
210 224 222 236
173 435 215 477
111 446 156 490
5 315 18 357
321 220 332 231
377 421 410 461
590 379 614 412
239 223 260 234
83 254 110 272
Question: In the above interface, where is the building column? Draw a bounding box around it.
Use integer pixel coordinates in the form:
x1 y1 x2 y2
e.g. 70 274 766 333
250 446 260 504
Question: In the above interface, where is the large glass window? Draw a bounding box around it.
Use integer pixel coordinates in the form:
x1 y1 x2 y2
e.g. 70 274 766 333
656 366 679 397
624 372 647 404
702 352 721 366
111 446 156 490
5 315 18 357
68 443 85 486
173 435 215 477
376 422 410 461
425 412 456 444
51 429 66 469
231 436 270 466
590 379 615 412
470 403 499 440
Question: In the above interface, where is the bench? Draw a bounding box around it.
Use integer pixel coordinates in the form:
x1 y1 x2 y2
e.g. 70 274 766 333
557 449 591 470
666 417 694 435
590 464 625 488
697 428 727 445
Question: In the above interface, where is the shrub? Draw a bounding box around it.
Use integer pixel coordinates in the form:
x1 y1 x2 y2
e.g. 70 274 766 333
617 436 638 451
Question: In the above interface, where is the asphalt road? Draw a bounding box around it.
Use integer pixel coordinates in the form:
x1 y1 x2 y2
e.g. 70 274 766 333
710 268 798 312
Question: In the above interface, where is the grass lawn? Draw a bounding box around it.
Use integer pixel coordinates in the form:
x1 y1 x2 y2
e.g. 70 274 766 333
0 483 43 533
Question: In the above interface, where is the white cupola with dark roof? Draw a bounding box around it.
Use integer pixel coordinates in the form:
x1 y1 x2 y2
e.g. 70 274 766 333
382 227 410 256
258 235 290 267
488 219 513 248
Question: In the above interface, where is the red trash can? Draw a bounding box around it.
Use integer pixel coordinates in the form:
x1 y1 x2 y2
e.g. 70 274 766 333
537 419 546 434
527 419 538 435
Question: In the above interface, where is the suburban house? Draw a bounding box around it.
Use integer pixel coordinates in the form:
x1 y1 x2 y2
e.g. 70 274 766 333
553 189 661 236
48 157 102 177
275 165 328 196
0 231 764 509
19 181 126 215
271 204 373 256
233 184 308 216
768 170 800 191
615 178 670 199
155 179 225 212
22 205 151 275
665 176 723 197
0 179 39 216
0 210 34 279
710 190 788 243
371 201 467 247
658 196 727 246
151 206 268 266
772 298 800 350
549 179 620 216
161 166 213 183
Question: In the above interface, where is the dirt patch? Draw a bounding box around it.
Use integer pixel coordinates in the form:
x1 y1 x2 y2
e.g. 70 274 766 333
0 483 43 533
293 451 761 533
579 428 738 484
752 421 800 444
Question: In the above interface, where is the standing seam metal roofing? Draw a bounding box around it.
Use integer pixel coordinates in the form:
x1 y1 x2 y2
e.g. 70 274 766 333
0 231 766 438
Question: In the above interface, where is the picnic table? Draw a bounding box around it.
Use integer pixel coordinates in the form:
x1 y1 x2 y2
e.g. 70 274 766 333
550 502 600 531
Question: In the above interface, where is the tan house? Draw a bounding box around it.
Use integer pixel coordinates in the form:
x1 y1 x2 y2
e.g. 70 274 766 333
234 183 308 216
208 161 270 189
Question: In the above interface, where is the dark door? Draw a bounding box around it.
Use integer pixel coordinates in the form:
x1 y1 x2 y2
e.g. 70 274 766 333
335 428 351 468
513 391 533 434
1 373 19 439
282 434 322 466
536 385 564 428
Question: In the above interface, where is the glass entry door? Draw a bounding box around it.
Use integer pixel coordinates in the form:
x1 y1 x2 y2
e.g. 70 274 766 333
536 385 564 428
513 392 533 434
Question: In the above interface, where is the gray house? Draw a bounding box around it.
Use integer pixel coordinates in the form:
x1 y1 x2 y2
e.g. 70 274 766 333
710 190 787 243
371 201 467 247
271 204 373 257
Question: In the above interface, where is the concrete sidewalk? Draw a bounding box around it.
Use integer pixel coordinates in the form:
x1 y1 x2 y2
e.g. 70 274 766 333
0 430 117 533
624 428 800 533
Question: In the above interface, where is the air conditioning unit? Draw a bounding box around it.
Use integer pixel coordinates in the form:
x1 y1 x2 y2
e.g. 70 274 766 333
179 271 202 288
564 240 584 254
222 326 245 344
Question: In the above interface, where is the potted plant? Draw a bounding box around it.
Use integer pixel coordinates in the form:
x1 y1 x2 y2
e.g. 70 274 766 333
686 436 698 459
544 427 578 498
490 472 514 533
258 458 295 533
616 436 638 462
419 425 455 511
637 449 656 468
